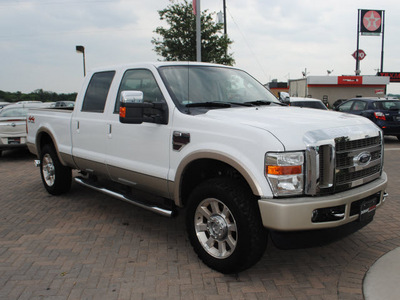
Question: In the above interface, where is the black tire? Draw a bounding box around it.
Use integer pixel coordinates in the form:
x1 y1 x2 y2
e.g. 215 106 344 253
186 178 267 273
397 135 400 142
40 144 72 195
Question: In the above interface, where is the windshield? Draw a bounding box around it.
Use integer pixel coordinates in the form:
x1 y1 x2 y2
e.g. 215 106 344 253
158 65 280 109
291 101 327 110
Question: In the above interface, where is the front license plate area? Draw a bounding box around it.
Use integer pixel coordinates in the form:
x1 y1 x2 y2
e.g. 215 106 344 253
359 198 377 221
8 137 21 144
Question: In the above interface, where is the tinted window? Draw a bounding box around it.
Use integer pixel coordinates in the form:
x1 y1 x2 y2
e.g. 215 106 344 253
352 100 367 111
291 101 327 110
338 101 354 112
82 71 115 113
380 101 400 110
114 69 164 113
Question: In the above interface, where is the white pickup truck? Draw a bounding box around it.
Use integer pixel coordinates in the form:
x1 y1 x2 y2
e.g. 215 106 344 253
27 62 388 273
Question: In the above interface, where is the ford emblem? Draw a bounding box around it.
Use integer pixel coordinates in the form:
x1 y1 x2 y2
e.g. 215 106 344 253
354 151 371 166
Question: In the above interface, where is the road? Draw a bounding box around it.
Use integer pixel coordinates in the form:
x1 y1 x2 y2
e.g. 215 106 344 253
0 137 399 299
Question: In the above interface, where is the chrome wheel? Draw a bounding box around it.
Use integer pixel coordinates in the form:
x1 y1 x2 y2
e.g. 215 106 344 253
42 153 55 187
194 198 237 259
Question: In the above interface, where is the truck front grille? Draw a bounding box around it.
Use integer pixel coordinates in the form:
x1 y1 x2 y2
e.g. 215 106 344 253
313 134 383 195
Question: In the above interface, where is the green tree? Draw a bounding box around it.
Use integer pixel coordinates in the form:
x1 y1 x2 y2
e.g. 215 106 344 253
152 0 234 65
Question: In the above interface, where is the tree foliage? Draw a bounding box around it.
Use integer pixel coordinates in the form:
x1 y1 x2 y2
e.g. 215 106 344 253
152 0 234 65
0 89 77 103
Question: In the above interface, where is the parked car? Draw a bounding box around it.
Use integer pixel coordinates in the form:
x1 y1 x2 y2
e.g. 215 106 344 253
332 99 347 109
0 102 11 109
54 101 75 108
0 102 47 156
288 97 328 110
335 97 400 140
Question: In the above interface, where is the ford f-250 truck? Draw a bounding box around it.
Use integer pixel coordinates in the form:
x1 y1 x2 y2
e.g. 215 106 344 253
27 62 388 273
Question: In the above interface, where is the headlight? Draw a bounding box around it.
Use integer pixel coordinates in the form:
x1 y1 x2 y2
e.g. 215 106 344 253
265 152 304 196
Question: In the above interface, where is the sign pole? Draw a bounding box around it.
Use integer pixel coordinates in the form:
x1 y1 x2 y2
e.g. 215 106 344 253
380 10 385 72
196 0 201 62
355 9 360 75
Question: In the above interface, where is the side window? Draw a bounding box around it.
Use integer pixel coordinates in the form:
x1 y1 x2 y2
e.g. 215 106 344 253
82 71 115 113
338 101 354 112
114 69 164 113
352 101 367 111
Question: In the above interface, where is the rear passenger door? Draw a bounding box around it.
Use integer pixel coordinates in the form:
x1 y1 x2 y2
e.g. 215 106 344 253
71 71 115 174
349 100 367 116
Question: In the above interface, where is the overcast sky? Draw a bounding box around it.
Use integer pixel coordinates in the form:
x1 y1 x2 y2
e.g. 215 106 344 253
0 0 399 94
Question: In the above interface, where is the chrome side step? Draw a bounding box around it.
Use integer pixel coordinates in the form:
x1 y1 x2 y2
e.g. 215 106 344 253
74 177 175 217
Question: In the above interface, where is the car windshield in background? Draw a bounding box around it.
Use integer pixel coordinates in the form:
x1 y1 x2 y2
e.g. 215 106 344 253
291 101 327 110
158 66 280 109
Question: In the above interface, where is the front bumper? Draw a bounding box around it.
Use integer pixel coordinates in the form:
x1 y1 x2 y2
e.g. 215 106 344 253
258 171 387 231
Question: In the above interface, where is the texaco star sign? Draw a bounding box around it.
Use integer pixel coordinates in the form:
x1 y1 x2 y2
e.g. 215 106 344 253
363 10 381 31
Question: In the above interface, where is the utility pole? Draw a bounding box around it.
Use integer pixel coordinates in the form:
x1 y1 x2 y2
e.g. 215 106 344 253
195 0 201 62
223 0 227 36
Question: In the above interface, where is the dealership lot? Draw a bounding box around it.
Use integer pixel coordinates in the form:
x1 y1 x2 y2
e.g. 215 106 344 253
1 138 400 300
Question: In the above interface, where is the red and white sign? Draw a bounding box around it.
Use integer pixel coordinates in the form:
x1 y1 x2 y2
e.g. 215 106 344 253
338 76 363 85
375 89 385 95
352 49 366 60
363 11 381 32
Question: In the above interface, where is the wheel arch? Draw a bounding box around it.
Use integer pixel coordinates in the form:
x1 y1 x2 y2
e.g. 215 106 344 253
173 151 262 207
35 128 67 166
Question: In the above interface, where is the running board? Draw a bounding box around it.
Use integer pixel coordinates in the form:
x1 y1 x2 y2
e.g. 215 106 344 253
74 177 175 217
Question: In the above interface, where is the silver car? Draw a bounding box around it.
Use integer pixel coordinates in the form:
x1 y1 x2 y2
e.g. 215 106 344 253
0 103 47 156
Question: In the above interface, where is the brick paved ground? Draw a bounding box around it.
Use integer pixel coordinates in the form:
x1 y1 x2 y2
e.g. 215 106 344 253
0 137 399 300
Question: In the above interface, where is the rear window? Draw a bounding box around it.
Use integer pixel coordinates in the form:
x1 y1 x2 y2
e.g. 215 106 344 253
82 71 115 113
379 101 400 110
291 101 327 110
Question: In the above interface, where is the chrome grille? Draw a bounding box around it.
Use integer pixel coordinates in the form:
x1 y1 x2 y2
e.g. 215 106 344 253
316 134 383 195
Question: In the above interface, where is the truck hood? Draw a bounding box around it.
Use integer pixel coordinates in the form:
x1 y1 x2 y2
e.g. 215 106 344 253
203 106 381 150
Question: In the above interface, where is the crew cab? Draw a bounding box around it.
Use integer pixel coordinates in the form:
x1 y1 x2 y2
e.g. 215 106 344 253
27 62 388 273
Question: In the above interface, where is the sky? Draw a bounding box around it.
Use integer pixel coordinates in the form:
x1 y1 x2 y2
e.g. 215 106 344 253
0 0 399 95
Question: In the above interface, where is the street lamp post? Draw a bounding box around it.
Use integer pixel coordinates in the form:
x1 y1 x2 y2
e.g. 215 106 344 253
75 45 86 77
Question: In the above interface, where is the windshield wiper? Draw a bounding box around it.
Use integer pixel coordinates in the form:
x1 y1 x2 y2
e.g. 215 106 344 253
244 100 272 106
186 102 232 108
244 100 286 106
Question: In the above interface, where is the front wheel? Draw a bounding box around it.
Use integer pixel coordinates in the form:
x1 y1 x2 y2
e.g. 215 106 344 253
186 178 267 273
40 144 72 195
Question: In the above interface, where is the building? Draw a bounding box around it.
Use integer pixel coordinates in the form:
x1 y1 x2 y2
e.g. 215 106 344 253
289 75 390 107
265 80 289 98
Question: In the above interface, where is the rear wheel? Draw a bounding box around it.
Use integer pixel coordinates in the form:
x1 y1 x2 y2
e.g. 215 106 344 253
40 144 72 195
186 178 267 273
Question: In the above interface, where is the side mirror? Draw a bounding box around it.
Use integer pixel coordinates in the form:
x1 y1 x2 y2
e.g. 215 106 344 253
279 92 290 104
119 90 168 124
120 91 144 103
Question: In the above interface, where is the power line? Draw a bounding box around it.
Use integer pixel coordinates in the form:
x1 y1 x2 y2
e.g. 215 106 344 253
226 6 269 82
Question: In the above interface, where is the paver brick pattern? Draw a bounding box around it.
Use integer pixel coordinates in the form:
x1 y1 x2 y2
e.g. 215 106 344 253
1 138 399 300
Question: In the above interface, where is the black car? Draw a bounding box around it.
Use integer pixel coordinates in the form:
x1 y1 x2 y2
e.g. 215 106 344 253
335 97 400 140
